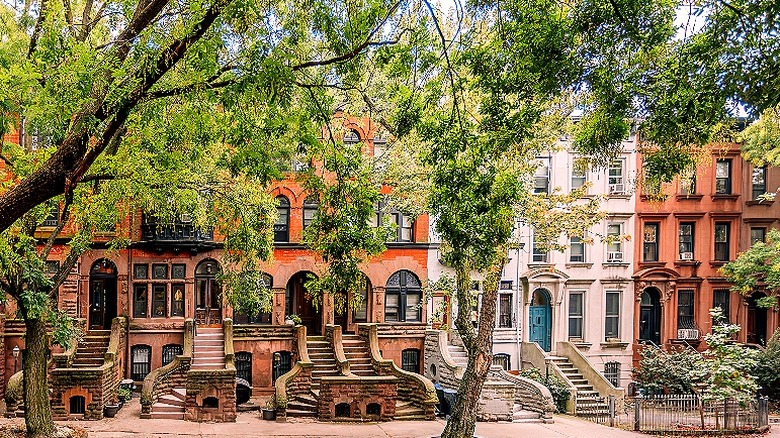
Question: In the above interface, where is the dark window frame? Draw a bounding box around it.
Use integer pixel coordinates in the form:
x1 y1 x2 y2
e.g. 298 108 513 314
715 159 732 195
492 353 511 371
714 222 731 261
236 351 252 383
642 222 659 262
679 223 695 259
171 283 185 317
713 289 730 322
751 227 767 246
401 348 421 373
274 196 290 242
498 293 512 328
303 195 318 229
569 292 584 339
131 345 152 381
677 289 695 330
151 283 167 318
752 166 767 200
162 344 183 366
133 284 148 318
69 395 86 415
385 270 422 322
272 351 292 382
604 291 621 341
604 362 620 387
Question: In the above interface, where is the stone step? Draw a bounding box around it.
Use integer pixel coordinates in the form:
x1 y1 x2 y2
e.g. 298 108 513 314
159 394 186 407
513 408 543 422
150 411 185 420
190 363 225 370
153 402 185 413
286 409 317 417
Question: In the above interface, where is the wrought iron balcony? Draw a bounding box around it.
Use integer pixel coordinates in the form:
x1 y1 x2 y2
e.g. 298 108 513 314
138 219 215 251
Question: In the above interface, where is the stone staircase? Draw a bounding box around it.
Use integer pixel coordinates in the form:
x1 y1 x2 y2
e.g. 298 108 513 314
151 388 186 420
549 355 609 415
448 343 547 423
285 336 337 417
72 330 111 367
191 327 224 370
341 335 375 376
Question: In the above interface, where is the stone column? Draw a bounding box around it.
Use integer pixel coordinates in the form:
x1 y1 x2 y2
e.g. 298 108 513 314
372 286 385 323
272 287 286 325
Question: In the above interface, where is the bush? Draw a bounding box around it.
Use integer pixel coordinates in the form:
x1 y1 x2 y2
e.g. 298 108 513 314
634 343 704 395
519 367 570 413
755 329 780 400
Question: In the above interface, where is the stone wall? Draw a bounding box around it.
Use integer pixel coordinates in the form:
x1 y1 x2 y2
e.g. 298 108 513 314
50 368 106 420
185 369 236 422
317 376 397 421
233 325 296 395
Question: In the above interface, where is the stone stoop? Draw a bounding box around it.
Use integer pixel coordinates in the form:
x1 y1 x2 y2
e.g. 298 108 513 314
151 388 186 420
190 328 225 370
72 330 111 367
341 335 375 377
548 356 609 415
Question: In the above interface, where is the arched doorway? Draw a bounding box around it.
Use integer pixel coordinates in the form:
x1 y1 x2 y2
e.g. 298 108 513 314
639 288 662 344
529 288 552 352
747 292 768 345
89 259 117 330
286 272 321 335
195 259 222 326
333 274 372 334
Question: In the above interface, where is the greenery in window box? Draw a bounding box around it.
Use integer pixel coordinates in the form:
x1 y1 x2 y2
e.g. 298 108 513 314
518 368 570 413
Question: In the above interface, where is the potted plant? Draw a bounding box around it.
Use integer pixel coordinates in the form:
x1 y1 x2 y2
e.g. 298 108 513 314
118 387 133 404
285 314 302 326
262 398 276 421
104 402 120 418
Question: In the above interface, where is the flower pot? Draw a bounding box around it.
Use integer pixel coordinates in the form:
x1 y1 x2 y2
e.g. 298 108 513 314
262 408 276 421
104 404 120 418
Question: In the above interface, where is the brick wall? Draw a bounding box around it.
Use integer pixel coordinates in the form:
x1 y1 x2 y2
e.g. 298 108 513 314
317 376 397 421
185 369 237 422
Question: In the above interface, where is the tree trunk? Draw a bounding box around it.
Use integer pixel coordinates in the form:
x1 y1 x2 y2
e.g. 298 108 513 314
23 317 53 438
441 256 504 438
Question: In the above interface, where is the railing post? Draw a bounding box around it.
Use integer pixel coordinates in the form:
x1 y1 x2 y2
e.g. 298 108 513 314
609 395 615 428
634 394 641 432
759 395 769 428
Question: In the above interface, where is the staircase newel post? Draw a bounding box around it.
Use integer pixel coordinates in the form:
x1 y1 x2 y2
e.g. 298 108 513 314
608 395 615 427
634 394 641 431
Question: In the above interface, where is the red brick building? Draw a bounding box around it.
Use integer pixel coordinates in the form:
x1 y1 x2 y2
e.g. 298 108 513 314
0 117 437 421
632 143 779 358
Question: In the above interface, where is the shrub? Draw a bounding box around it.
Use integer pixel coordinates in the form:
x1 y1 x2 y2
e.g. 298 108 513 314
520 367 570 413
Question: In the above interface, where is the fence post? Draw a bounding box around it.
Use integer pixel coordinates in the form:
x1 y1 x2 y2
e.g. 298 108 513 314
634 394 641 432
759 395 769 428
608 395 615 428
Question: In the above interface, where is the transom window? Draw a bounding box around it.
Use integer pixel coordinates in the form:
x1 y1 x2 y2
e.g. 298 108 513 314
385 270 422 322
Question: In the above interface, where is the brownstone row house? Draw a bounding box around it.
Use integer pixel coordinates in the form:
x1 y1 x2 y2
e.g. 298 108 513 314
0 117 437 422
633 143 780 364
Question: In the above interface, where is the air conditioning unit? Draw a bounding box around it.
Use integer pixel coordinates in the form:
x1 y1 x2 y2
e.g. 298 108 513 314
677 329 699 340
607 252 623 262
609 184 625 195
680 252 694 260
179 213 192 223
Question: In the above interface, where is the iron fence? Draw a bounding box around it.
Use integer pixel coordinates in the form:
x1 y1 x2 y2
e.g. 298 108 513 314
577 394 769 434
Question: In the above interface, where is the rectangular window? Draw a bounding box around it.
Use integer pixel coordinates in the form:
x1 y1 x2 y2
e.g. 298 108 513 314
385 292 399 322
162 345 183 366
401 349 420 373
133 285 148 318
393 212 414 242
152 284 167 317
171 284 185 317
604 362 620 387
680 171 696 195
571 159 586 191
608 160 625 194
679 223 695 260
532 237 548 263
171 264 186 279
752 166 767 200
713 289 730 322
677 289 695 330
134 264 148 280
606 223 623 261
131 346 151 381
570 237 585 263
643 223 659 262
534 157 550 194
405 291 421 322
498 293 512 328
152 264 168 279
568 292 584 339
604 291 620 340
715 159 732 194
751 227 767 246
714 222 730 261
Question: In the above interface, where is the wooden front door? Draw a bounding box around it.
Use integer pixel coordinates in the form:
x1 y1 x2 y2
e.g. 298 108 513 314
89 259 117 330
195 260 222 326
287 272 321 335
90 279 106 330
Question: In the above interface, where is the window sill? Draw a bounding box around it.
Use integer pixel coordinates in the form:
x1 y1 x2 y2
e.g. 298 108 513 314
746 200 774 206
711 194 740 201
607 194 632 200
676 194 703 201
638 262 665 268
565 263 593 269
602 262 630 268
674 260 701 267
528 263 555 269
709 260 729 267
600 340 629 350
570 340 592 350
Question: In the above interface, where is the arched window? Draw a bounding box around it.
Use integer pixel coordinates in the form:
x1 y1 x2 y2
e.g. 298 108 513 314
492 353 511 371
385 270 422 322
233 273 273 324
401 348 420 373
131 345 152 381
303 195 318 229
274 196 290 242
272 351 293 382
162 344 183 366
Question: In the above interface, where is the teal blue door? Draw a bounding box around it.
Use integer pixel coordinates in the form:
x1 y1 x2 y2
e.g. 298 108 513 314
529 289 552 351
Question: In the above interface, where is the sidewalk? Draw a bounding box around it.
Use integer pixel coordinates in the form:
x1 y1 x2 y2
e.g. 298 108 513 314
13 399 647 438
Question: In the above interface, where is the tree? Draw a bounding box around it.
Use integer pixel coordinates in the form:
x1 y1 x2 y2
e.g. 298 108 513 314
721 229 780 310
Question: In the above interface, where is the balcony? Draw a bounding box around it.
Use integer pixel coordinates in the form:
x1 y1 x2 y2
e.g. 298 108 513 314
138 219 215 252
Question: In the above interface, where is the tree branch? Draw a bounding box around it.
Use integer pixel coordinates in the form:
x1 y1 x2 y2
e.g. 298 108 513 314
49 247 81 294
291 1 401 72
40 193 73 261
27 0 50 57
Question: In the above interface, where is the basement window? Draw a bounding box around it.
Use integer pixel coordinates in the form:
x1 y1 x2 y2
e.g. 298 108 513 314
335 403 351 418
69 396 86 415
